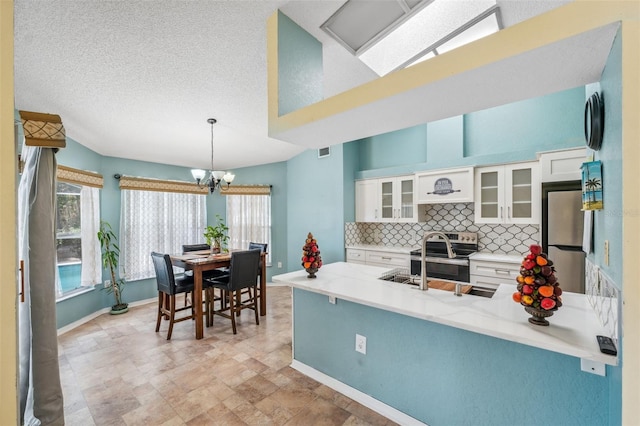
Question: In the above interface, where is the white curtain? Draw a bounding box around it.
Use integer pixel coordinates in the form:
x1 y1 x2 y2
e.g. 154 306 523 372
18 145 64 425
227 194 272 265
80 185 101 287
120 189 206 281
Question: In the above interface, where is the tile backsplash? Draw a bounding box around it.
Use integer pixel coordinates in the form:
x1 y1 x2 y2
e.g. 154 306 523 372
345 203 539 255
585 258 620 341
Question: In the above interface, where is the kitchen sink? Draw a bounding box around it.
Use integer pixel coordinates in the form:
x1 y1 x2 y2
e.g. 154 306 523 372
378 268 495 298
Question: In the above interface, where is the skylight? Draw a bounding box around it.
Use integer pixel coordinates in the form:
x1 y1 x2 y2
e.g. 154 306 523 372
321 0 503 76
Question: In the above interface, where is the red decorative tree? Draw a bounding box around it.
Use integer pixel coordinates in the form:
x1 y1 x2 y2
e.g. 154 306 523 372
301 232 322 278
512 244 563 326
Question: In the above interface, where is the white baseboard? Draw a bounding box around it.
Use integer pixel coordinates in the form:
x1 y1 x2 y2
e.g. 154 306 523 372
290 360 426 426
57 297 156 336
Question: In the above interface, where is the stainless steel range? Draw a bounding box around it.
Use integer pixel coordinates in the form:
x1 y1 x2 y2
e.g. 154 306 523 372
410 231 478 282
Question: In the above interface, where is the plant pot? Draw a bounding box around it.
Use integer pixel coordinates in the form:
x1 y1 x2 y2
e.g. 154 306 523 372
110 303 129 315
305 268 318 278
524 306 553 326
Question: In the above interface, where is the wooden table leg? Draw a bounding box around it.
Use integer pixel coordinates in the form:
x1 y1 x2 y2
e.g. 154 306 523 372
193 266 204 339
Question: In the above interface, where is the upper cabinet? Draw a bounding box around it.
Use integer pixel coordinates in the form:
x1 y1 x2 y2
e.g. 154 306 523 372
355 180 379 222
474 161 540 224
538 147 587 182
415 167 474 204
355 175 416 222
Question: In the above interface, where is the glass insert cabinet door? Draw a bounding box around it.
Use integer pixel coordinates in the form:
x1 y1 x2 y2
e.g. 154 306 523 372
510 167 532 219
380 180 394 219
480 170 500 219
399 178 414 219
378 176 415 222
475 166 504 223
474 162 539 224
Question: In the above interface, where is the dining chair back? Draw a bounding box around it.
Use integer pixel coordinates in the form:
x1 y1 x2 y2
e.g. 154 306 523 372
206 249 261 334
151 252 196 340
244 242 267 312
182 243 210 252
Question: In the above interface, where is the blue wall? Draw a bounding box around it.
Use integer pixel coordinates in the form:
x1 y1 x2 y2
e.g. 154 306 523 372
206 161 289 279
464 87 586 156
286 147 346 270
358 125 427 170
586 29 623 426
294 288 610 426
356 86 585 180
277 11 323 116
55 139 201 327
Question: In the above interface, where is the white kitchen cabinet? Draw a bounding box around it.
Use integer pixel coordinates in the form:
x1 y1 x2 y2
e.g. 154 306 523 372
355 180 379 222
355 176 416 222
469 256 521 290
346 248 366 264
365 250 410 268
538 147 587 182
474 161 540 224
415 167 474 204
378 176 415 222
345 246 411 269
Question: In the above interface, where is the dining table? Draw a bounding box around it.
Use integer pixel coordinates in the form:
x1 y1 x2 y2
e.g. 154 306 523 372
170 249 267 340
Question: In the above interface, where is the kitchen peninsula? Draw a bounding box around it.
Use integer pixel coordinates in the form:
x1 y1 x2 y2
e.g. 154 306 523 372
273 262 616 425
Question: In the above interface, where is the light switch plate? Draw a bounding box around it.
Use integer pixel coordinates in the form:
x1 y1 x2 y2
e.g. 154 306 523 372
604 240 609 266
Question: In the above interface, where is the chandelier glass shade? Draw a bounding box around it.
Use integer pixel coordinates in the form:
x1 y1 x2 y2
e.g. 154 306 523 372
191 118 235 193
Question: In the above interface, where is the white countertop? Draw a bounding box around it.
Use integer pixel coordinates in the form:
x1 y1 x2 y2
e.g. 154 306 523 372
345 244 418 254
469 252 523 263
273 262 616 366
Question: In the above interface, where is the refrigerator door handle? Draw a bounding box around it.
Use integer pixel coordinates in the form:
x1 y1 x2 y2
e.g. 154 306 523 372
548 244 584 252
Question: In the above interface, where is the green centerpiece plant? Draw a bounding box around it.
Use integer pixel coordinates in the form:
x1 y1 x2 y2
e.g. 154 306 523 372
204 214 229 253
97 220 128 314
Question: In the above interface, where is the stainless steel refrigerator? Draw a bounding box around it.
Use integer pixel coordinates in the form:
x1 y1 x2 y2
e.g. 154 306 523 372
542 181 586 293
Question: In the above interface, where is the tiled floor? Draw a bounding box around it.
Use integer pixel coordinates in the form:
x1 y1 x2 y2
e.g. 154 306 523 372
58 286 397 426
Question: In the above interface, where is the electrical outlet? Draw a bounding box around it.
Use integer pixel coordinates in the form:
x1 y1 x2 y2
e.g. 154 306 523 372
104 279 111 288
496 236 505 245
277 261 282 268
355 334 367 354
328 295 336 304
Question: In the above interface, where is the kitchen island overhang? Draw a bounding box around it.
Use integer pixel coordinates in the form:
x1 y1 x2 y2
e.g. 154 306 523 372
273 261 616 366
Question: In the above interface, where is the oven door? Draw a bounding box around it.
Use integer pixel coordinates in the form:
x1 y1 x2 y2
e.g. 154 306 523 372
410 256 470 282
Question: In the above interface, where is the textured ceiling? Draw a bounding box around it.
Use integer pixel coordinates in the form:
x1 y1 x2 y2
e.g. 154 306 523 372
14 0 572 171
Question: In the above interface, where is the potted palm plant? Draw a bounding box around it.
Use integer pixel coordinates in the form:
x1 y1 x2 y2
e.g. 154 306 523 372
97 220 128 314
204 214 229 253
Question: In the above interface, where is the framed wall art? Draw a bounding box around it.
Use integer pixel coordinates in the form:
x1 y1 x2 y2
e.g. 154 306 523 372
581 160 603 210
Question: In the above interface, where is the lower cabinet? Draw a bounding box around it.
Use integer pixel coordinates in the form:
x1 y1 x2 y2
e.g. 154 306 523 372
346 248 366 264
346 247 410 269
469 257 520 290
365 250 410 268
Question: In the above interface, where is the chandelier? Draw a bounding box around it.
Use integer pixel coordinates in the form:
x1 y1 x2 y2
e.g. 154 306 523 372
191 118 235 193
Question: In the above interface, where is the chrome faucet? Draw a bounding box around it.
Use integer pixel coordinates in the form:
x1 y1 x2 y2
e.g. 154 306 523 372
420 231 456 291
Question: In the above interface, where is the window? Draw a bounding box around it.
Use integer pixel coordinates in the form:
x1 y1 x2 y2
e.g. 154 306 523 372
56 182 101 296
226 193 272 265
121 189 207 281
